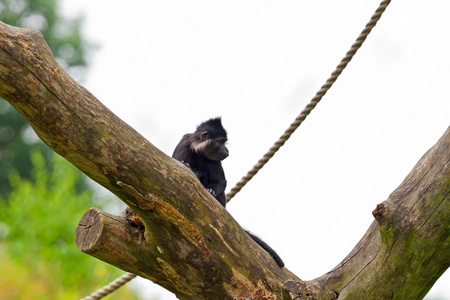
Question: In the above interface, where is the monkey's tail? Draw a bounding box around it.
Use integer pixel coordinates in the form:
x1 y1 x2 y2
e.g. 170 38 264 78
245 230 285 268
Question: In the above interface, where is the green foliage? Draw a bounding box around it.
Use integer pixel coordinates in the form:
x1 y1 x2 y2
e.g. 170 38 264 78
0 0 89 69
0 0 91 196
0 151 137 299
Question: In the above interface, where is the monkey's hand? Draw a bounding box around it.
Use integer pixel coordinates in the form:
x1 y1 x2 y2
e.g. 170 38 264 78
181 161 191 169
207 188 217 198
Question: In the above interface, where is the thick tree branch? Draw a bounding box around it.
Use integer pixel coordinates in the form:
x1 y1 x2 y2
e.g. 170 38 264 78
1 22 448 299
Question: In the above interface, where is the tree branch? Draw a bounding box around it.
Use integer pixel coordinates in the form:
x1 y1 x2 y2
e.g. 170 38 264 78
1 21 448 299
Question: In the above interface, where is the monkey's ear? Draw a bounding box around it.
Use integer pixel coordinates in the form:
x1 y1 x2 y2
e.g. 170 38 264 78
200 131 209 141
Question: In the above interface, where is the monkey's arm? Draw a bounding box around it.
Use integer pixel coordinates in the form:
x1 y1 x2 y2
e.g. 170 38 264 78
202 163 227 207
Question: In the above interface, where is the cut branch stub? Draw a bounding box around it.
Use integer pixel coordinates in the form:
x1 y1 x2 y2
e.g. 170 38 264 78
76 208 144 273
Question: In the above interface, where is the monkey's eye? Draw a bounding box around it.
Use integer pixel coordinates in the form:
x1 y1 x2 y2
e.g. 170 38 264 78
217 138 227 145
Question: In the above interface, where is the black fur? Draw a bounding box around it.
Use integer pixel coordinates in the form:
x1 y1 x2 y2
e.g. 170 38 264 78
245 230 285 268
172 117 228 206
172 117 284 267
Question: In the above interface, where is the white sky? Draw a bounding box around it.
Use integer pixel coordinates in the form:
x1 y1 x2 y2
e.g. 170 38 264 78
62 1 449 299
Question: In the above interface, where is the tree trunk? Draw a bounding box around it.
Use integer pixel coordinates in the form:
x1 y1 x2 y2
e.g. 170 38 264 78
1 22 448 299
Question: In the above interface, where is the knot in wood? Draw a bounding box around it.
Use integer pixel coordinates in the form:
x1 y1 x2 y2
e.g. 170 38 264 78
372 203 387 224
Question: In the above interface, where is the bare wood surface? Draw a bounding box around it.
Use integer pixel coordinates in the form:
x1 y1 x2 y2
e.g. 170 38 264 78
1 21 448 299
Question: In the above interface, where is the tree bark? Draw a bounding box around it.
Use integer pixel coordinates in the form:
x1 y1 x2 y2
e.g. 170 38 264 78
1 22 448 299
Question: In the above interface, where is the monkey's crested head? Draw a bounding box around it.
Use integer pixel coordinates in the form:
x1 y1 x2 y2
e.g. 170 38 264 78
196 117 227 140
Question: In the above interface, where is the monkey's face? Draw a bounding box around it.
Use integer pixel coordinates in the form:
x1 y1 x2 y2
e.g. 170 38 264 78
192 131 229 161
202 138 229 161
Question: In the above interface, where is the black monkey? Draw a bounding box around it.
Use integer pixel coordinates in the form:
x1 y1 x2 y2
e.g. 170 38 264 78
172 117 229 207
172 117 284 267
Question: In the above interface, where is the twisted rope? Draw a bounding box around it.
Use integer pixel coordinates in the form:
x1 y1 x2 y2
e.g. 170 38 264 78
80 273 137 300
226 0 391 202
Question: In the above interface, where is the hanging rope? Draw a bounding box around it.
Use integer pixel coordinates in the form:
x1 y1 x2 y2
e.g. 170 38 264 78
226 0 391 202
80 273 137 300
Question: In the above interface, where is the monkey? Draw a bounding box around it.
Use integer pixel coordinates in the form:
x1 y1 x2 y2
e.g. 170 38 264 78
172 117 229 207
172 117 285 268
